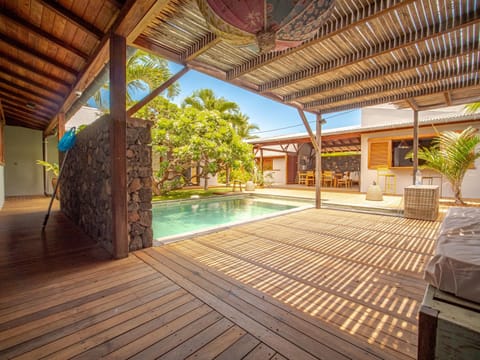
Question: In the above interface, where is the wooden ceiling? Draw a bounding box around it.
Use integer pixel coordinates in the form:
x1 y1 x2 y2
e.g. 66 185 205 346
1 0 479 134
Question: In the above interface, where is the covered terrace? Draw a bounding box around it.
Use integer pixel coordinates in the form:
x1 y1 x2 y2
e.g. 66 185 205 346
0 0 479 359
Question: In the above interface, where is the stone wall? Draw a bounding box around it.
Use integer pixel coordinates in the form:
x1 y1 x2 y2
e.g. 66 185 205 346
61 115 152 255
322 155 361 173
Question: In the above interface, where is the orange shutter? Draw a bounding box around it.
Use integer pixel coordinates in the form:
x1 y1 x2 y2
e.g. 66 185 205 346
368 141 390 169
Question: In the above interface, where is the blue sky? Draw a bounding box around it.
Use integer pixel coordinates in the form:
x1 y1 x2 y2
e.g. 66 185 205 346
168 62 360 137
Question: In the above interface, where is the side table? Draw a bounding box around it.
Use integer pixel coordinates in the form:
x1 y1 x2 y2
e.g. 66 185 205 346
404 185 439 220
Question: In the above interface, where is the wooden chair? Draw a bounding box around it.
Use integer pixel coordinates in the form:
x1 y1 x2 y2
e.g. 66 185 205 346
322 171 334 187
298 171 307 185
306 171 315 186
336 171 352 188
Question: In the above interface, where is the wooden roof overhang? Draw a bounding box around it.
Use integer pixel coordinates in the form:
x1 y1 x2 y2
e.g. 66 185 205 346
1 0 479 136
249 132 362 154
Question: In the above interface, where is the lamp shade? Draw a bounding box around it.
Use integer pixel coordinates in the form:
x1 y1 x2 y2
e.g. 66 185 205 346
196 0 336 53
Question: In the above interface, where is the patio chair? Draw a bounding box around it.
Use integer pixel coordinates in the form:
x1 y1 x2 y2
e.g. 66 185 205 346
298 171 307 185
306 171 315 186
322 171 334 187
336 171 352 188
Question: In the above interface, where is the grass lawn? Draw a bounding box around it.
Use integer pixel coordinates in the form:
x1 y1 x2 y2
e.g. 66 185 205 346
152 187 234 201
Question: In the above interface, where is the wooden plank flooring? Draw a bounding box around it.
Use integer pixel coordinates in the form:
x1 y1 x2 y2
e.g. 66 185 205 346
0 197 441 359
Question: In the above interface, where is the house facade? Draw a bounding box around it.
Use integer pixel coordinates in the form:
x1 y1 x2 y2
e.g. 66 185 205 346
251 105 480 200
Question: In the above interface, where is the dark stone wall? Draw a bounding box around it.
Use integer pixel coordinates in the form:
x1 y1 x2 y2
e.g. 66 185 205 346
61 115 152 255
322 155 361 173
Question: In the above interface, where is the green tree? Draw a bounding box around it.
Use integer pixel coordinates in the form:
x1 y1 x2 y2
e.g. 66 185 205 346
146 98 254 193
92 49 179 112
182 89 257 184
416 127 480 204
178 109 253 190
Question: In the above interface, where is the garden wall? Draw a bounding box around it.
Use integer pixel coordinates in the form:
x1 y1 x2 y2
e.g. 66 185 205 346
61 115 152 255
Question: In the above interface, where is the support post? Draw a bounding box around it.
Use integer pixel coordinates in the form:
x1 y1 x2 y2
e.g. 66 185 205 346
315 115 325 209
110 34 128 259
57 112 65 140
297 108 320 154
413 110 419 184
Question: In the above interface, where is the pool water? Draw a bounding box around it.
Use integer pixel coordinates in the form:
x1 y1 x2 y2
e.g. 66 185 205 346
152 195 311 241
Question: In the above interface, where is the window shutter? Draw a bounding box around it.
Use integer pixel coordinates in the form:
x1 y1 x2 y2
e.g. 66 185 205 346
369 141 390 169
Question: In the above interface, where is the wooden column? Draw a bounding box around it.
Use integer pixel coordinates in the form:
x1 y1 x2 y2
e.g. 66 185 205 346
57 112 65 140
412 110 419 184
315 115 325 209
110 34 128 259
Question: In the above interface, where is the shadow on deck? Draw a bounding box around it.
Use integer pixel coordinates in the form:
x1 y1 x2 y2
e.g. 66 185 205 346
0 197 441 359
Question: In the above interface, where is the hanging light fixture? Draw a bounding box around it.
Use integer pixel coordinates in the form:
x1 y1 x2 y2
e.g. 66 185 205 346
196 0 336 53
398 140 410 149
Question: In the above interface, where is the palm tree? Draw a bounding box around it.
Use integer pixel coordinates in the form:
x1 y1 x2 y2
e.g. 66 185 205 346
232 113 260 139
416 127 480 204
92 49 179 111
465 102 480 113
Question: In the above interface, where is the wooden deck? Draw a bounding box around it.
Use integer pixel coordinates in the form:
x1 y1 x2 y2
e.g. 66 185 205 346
0 197 441 359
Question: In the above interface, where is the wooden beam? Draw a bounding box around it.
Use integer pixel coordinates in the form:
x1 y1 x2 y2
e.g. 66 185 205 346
0 93 57 115
259 13 479 92
0 66 65 98
133 36 183 63
0 9 89 60
127 66 190 116
297 108 320 155
406 98 419 111
444 91 453 106
284 43 478 102
57 112 65 140
412 110 419 185
227 0 411 80
0 50 73 87
1 98 54 119
0 34 78 76
182 33 221 62
307 73 480 114
2 107 49 126
125 0 171 42
315 115 325 209
0 82 60 108
110 33 128 259
37 0 104 39
303 64 475 110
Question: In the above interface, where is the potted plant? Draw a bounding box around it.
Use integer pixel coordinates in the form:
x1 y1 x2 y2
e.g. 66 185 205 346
36 160 60 199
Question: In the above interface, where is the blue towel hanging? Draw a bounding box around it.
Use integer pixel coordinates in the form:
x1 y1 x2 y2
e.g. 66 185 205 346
58 128 77 152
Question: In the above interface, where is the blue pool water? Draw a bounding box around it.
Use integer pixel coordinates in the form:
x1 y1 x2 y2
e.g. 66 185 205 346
152 195 311 241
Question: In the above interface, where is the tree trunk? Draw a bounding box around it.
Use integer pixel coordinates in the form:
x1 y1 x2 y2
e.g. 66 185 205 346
225 166 230 186
203 176 208 191
453 184 465 205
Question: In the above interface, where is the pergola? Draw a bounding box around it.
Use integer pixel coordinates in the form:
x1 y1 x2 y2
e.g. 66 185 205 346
1 0 479 256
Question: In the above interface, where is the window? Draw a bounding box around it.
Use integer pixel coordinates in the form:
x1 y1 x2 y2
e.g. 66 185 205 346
368 136 434 169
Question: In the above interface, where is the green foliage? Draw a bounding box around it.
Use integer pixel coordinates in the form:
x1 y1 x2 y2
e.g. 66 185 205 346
464 102 480 114
218 167 252 183
415 126 480 204
152 187 233 201
36 160 59 177
146 95 255 194
91 49 179 112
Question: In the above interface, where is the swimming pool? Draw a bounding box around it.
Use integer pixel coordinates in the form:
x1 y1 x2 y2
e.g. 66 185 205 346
152 195 313 243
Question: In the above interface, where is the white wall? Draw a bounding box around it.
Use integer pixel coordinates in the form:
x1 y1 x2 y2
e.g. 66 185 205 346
267 157 286 185
362 105 466 127
361 121 480 199
0 165 4 208
5 126 44 196
66 106 102 130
